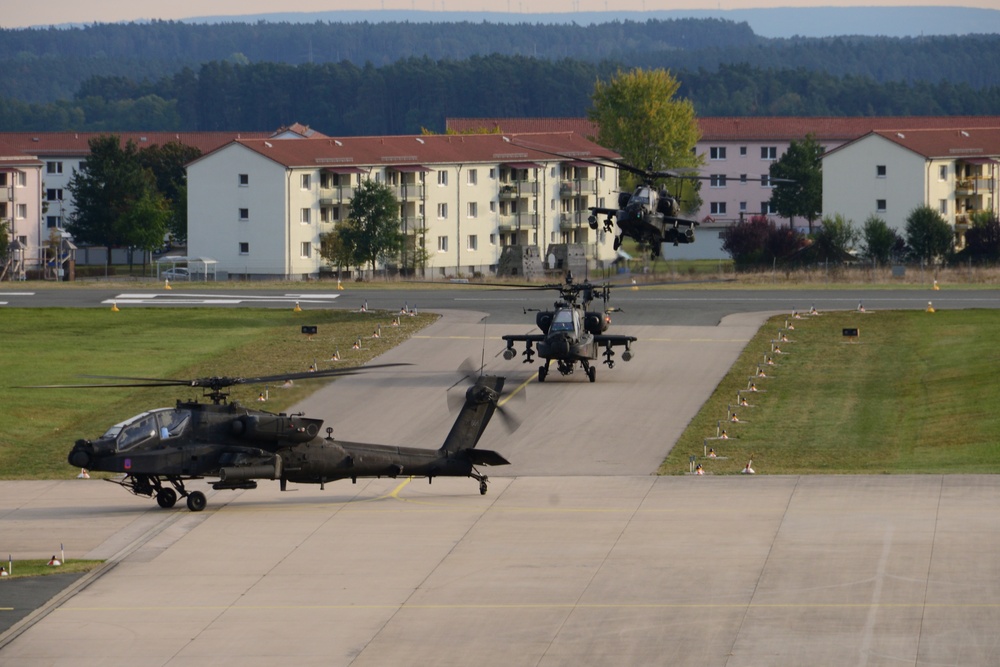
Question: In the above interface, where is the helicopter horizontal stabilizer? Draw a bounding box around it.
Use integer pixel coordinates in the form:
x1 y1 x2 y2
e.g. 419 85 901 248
467 449 510 467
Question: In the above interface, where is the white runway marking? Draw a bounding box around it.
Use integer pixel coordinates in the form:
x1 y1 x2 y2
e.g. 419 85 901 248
101 293 341 306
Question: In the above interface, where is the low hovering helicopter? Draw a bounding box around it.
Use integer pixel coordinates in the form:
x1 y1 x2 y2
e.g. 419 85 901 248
50 365 511 511
588 162 702 258
588 160 792 258
501 271 635 383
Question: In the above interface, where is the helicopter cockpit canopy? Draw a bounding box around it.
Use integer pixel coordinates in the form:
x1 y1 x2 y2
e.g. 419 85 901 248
549 308 580 335
631 186 654 207
103 408 193 451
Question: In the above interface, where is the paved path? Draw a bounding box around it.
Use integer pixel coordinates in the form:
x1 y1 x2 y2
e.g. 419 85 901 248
3 304 999 665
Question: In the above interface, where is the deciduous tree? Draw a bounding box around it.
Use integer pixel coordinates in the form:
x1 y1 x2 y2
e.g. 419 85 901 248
769 133 823 233
905 205 953 263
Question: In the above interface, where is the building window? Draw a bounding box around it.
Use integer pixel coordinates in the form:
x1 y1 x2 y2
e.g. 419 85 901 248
939 199 948 215
761 146 777 160
489 168 496 179
489 201 496 213
46 161 63 174
739 201 747 212
239 208 249 221
709 174 727 188
740 174 748 183
239 173 249 186
47 215 62 228
15 204 26 219
467 169 477 185
876 199 887 212
761 174 773 188
46 188 63 201
939 165 948 181
468 202 478 218
300 242 312 258
740 146 748 156
710 202 727 215
437 203 448 219
239 242 249 255
437 236 448 252
489 233 496 245
437 170 448 186
320 207 330 223
14 171 25 187
710 146 727 160
467 235 478 251
876 165 887 177
760 202 771 215
300 208 311 224
300 174 311 190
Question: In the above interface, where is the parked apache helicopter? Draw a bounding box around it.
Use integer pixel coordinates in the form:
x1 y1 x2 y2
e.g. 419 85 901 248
501 272 635 383
588 161 792 258
43 365 512 511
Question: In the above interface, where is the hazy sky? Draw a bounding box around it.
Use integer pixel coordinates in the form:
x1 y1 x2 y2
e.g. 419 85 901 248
4 0 998 30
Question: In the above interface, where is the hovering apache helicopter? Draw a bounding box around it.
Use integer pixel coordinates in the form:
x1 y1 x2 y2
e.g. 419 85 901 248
587 160 792 259
587 161 704 258
501 272 635 383
51 365 511 511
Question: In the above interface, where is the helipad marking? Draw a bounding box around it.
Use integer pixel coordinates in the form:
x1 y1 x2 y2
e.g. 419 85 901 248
103 293 342 305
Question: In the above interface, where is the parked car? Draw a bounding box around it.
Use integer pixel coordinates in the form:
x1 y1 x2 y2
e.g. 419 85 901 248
162 267 190 280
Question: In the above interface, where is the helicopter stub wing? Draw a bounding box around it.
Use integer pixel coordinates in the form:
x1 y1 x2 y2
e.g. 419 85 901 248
501 333 545 344
663 216 699 227
594 334 637 346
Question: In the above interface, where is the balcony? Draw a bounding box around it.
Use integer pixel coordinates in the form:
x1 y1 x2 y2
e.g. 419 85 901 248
499 181 538 199
559 179 597 197
319 185 356 205
955 178 995 195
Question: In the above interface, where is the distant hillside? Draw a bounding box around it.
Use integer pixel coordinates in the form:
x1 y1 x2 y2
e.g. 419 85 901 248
183 7 1000 39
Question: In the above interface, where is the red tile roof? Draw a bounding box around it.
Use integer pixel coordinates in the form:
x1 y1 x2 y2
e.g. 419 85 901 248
447 116 1000 142
870 127 1000 158
222 132 620 168
0 131 273 157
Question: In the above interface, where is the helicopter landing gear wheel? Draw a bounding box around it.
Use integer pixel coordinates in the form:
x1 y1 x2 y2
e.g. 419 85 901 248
538 365 547 382
479 479 488 495
186 490 207 512
156 488 177 509
588 366 597 383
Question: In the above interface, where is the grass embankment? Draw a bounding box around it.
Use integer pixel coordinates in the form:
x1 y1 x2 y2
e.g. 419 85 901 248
661 308 1000 474
2 560 103 578
1 308 436 479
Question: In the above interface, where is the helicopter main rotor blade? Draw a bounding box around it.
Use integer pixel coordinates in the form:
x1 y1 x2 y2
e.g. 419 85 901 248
22 363 409 391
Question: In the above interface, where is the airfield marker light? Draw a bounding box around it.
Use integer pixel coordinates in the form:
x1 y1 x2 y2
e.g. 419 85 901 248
111 300 119 312
164 278 171 290
933 279 940 290
294 301 302 312
927 301 935 313
61 544 65 565
337 278 344 290
77 468 90 479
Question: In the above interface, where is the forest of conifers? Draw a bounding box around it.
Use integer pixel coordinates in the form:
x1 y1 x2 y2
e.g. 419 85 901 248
3 18 1000 134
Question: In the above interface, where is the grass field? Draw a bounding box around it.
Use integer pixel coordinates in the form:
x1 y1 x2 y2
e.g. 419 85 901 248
0 308 436 479
660 307 1000 475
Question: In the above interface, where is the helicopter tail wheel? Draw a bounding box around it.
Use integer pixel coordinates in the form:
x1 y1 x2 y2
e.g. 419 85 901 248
479 477 489 495
186 490 207 512
156 488 177 509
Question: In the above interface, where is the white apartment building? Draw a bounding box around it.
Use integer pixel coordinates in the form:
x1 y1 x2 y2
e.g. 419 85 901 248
185 132 620 279
822 128 1000 247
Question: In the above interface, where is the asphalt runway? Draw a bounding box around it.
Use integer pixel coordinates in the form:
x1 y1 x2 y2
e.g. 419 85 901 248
3 296 1000 664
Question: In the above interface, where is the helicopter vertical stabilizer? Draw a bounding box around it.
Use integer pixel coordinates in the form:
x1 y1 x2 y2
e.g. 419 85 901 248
439 375 505 455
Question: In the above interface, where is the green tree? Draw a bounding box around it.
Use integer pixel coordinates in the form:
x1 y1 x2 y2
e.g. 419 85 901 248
769 133 824 233
347 180 403 276
66 135 169 266
905 205 953 263
860 214 901 265
137 141 202 245
588 67 702 191
957 210 1000 263
319 223 361 278
809 213 858 262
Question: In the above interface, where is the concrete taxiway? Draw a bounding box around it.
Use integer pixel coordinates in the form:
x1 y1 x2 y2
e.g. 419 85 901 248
3 308 999 665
